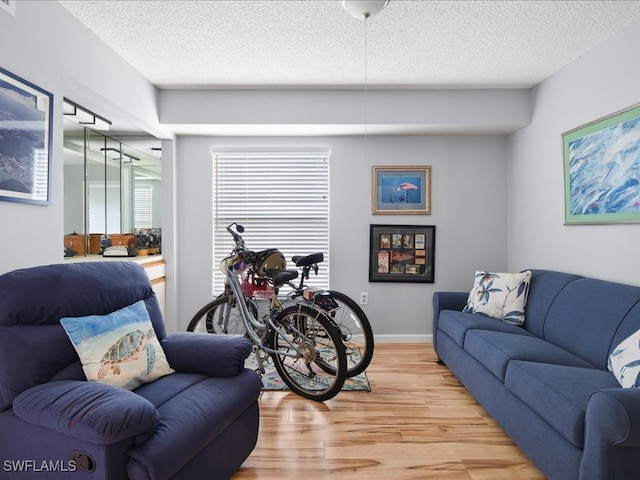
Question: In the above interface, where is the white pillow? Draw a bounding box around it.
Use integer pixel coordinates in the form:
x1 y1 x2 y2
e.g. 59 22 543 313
60 300 174 390
609 328 640 388
463 271 532 326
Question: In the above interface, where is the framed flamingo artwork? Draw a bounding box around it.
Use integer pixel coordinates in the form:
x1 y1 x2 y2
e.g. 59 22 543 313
372 165 431 214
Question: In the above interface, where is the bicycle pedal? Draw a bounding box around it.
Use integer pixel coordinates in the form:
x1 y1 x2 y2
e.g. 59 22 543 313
251 349 267 375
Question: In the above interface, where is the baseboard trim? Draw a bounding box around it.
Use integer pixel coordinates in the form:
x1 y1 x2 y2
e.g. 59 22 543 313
374 334 432 343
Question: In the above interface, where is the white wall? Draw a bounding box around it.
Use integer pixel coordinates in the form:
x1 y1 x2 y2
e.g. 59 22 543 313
508 18 640 285
175 134 508 339
0 2 65 271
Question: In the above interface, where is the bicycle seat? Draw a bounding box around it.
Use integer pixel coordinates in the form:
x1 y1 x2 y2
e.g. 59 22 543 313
265 269 298 288
292 253 324 267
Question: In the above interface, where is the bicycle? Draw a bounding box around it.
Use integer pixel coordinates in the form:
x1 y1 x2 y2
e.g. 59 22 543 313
189 226 374 378
187 223 347 402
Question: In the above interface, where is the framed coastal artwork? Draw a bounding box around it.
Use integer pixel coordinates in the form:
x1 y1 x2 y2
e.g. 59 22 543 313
369 224 435 283
0 66 53 205
562 103 640 224
372 166 431 215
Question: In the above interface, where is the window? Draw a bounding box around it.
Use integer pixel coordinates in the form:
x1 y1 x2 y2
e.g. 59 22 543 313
212 150 330 294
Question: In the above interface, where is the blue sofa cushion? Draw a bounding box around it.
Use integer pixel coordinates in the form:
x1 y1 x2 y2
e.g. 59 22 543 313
465 330 594 381
543 278 640 369
13 380 159 445
521 270 583 338
505 361 619 448
438 310 534 348
129 370 262 479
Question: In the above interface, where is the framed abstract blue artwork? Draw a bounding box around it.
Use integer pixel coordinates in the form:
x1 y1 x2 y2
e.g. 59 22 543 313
372 165 431 215
0 66 53 205
563 104 640 224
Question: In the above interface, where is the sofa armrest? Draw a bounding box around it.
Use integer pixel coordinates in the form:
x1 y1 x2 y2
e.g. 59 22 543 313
162 333 252 377
581 388 640 478
13 380 158 445
433 291 468 315
432 291 468 354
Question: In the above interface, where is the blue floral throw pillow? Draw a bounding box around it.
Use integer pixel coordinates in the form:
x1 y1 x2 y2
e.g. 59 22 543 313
60 300 174 390
463 271 532 326
609 329 640 388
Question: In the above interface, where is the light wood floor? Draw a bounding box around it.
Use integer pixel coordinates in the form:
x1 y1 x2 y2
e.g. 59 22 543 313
233 343 546 479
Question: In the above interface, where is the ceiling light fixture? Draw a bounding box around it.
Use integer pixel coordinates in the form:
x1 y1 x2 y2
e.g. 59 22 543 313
342 0 390 20
63 98 112 131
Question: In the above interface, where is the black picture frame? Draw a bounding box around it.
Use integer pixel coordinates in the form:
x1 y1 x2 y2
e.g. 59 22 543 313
0 66 53 205
369 224 436 283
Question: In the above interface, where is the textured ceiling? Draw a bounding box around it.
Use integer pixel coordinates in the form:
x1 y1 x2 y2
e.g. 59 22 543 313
59 0 640 90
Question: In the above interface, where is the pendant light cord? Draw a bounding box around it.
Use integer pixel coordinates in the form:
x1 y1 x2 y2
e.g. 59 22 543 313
364 13 369 161
364 13 370 217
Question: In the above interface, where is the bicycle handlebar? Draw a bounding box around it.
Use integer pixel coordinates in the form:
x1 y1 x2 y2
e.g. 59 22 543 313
225 223 261 267
226 223 245 249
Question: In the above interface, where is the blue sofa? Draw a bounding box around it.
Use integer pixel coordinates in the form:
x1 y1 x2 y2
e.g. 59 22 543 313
433 269 640 480
0 262 262 479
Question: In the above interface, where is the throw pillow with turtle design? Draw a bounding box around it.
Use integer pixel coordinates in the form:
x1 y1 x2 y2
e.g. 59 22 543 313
61 300 174 390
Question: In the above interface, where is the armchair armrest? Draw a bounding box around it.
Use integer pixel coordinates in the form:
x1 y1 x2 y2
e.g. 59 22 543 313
13 380 158 445
581 388 640 478
162 333 252 377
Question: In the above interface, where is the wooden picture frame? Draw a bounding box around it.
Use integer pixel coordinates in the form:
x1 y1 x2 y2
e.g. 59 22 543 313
372 166 431 215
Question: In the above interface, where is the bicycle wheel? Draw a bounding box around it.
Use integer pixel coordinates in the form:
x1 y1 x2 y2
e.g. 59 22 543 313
268 305 347 401
326 290 374 377
187 294 257 336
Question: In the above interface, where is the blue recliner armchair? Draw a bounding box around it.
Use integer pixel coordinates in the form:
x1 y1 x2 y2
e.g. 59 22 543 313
0 261 262 479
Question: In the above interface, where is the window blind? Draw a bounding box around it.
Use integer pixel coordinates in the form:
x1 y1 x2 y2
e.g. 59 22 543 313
134 185 153 229
33 149 49 202
212 150 330 295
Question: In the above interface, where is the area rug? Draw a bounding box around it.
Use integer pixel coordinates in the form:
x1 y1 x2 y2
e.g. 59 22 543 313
245 349 371 392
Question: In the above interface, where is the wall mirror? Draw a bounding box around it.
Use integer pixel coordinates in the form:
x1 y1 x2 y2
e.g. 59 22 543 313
63 117 162 257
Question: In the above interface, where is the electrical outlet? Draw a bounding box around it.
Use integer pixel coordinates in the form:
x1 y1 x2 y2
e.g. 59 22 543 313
359 292 368 305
